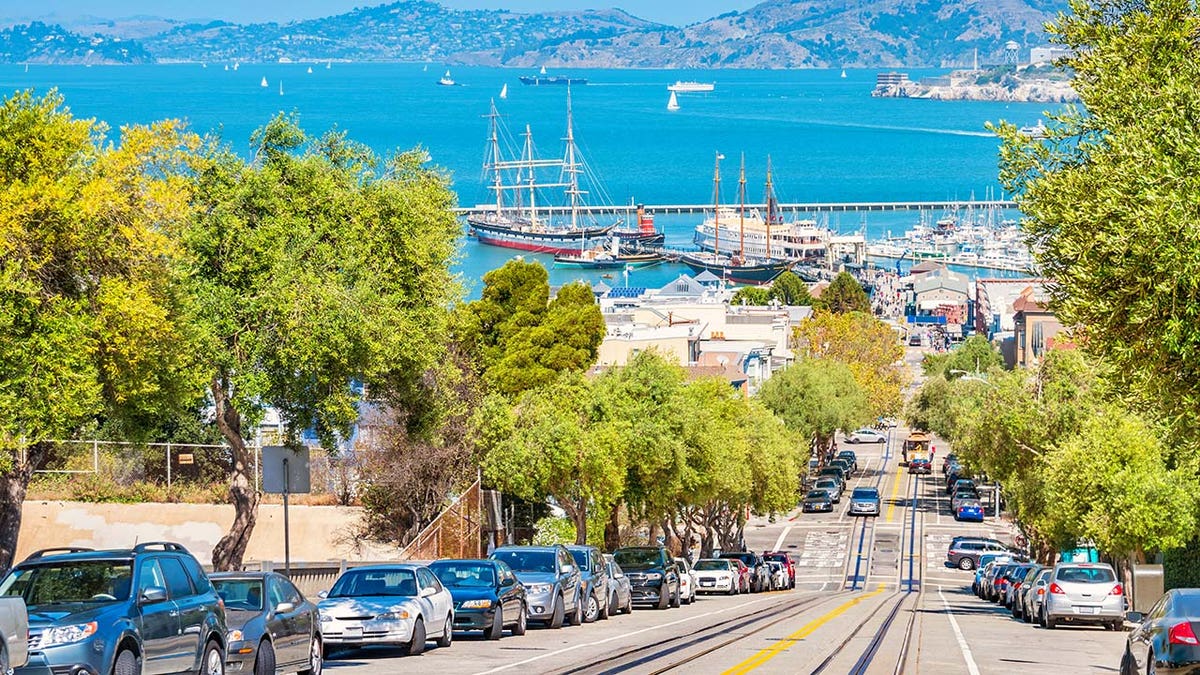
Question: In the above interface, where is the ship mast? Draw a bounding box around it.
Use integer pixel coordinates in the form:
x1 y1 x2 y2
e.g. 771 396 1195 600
765 155 775 262
738 153 746 261
563 86 584 233
713 151 722 259
523 125 537 227
487 99 504 218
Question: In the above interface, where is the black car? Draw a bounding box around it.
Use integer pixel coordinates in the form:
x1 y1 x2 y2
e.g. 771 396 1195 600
1 542 227 675
428 559 527 639
211 571 322 674
802 489 834 513
1123 589 1200 675
612 547 680 610
836 451 859 472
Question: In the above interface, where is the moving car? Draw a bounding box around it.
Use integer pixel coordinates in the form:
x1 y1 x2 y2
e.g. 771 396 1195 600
427 559 527 639
566 545 611 622
602 555 633 616
848 487 881 517
908 452 932 474
692 559 738 595
613 547 681 610
1 543 226 675
490 545 583 628
318 564 454 657
718 552 769 594
674 558 697 605
762 552 796 590
846 429 887 444
211 571 323 674
1041 562 1125 630
802 489 835 513
1122 588 1200 675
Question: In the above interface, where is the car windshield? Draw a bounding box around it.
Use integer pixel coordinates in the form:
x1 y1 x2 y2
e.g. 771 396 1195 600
213 579 264 611
328 569 418 598
614 549 661 568
1057 566 1115 583
816 479 837 487
693 560 729 571
0 561 133 605
852 489 878 498
429 563 495 588
806 490 829 499
492 550 556 574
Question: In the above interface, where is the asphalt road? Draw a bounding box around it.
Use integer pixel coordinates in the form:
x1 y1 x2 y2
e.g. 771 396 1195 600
318 431 1128 674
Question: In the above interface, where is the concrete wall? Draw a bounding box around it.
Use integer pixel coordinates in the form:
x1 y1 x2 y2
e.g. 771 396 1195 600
18 500 399 567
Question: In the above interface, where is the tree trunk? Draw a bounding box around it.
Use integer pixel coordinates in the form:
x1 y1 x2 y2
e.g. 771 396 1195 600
574 500 587 545
604 503 621 551
210 376 261 572
0 443 47 571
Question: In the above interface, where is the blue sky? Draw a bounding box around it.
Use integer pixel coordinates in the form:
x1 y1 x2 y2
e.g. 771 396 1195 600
1 0 759 26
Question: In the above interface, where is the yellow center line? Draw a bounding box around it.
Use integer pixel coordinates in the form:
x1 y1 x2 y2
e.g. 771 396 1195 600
886 460 908 523
722 586 888 675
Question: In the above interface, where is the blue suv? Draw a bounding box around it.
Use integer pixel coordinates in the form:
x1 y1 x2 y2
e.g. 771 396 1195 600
1 542 227 675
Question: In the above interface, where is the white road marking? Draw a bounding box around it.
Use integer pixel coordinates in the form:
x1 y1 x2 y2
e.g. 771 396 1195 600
938 585 982 675
771 525 793 552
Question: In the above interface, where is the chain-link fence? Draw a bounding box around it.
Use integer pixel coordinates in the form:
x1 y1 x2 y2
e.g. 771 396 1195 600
399 480 482 560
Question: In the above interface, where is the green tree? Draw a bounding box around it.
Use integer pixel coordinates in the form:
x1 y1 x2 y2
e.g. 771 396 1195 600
941 335 1005 380
0 90 200 569
731 286 770 306
794 311 906 417
995 0 1200 446
187 114 460 570
757 359 871 454
818 272 870 314
769 271 813 306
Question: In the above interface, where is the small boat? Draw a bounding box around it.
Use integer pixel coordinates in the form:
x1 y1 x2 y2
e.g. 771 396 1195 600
601 273 614 279
201 63 207 69
540 65 548 75
233 62 239 71
519 75 588 86
439 70 455 86
500 83 508 99
223 64 228 71
24 63 28 72
279 81 284 95
260 76 268 87
841 68 847 78
1019 120 1048 138
307 66 313 74
667 91 680 111
668 81 715 93
326 61 332 69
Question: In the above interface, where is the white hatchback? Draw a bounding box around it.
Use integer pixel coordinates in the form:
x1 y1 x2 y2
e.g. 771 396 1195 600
1041 562 1126 630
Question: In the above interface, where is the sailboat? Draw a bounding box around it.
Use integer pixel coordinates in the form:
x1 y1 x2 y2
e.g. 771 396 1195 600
279 81 284 95
233 62 239 71
500 83 508 99
667 91 680 111
223 64 228 71
326 60 332 70
438 70 455 86
540 65 548 75
841 68 847 78
260 76 268 87
307 66 313 74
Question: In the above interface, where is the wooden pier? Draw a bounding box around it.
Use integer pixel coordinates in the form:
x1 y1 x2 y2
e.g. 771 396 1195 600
454 200 1017 216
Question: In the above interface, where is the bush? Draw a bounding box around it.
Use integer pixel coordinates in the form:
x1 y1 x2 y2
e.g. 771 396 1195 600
1164 539 1200 591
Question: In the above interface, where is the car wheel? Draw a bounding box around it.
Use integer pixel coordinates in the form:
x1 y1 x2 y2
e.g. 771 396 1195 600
656 587 670 610
670 586 681 608
484 600 504 638
598 590 610 620
436 615 453 648
958 557 975 571
569 593 584 626
549 594 565 629
203 640 224 675
253 640 275 675
727 584 737 596
1118 646 1135 675
583 593 600 623
299 636 322 675
1045 615 1057 630
112 649 139 675
0 645 8 675
512 603 528 636
608 591 619 617
321 644 338 661
405 618 426 656
624 593 633 614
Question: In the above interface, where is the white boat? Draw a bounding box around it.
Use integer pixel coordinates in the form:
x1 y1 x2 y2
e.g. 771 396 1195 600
233 62 239 71
540 65 547 75
500 83 508 99
439 70 455 86
307 66 313 74
260 76 268 87
1019 120 1048 138
841 69 847 78
667 91 680 111
223 64 228 71
668 81 715 93
279 81 284 95
326 61 331 69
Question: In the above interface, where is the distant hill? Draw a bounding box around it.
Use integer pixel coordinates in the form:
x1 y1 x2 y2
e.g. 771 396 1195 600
0 0 1065 68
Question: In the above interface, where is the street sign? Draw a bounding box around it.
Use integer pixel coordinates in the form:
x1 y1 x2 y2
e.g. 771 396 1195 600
262 446 311 494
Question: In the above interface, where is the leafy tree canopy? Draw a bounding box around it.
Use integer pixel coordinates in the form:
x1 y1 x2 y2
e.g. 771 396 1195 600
818 272 870 314
757 358 870 446
731 286 770 306
769 271 813 306
794 311 906 417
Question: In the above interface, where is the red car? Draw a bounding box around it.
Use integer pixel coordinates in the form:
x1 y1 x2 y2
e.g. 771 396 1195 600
730 559 752 593
762 551 796 589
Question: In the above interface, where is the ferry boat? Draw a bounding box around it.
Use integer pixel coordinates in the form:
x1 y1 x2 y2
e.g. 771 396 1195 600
668 81 715 93
520 75 588 86
553 237 661 269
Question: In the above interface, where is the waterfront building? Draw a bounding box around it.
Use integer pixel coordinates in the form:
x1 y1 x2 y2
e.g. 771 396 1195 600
1012 290 1073 369
973 278 1052 339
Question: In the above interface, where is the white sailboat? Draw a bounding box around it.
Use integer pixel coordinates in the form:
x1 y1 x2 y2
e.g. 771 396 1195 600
667 91 680 111
499 83 508 99
326 60 332 70
841 68 847 78
439 69 455 86
540 65 547 75
261 76 268 87
307 66 313 74
223 64 228 71
279 80 284 95
233 62 239 71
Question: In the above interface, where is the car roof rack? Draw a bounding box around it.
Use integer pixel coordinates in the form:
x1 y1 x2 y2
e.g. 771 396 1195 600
133 542 188 553
26 547 94 560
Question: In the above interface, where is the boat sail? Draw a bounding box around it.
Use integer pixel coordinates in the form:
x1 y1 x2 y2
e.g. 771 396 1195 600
841 68 847 78
260 76 268 87
540 65 548 75
307 66 313 74
439 70 455 86
500 83 508 99
279 80 284 95
667 91 680 111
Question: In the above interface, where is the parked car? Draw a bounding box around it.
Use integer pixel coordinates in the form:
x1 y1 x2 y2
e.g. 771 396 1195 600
490 545 583 628
718 552 769 593
566 545 611 622
674 558 697 605
951 489 981 513
1002 563 1038 609
829 458 854 481
319 563 454 657
848 487 881 517
1041 562 1125 630
817 469 846 495
814 479 843 502
0 543 226 675
762 552 796 590
974 558 1013 598
427 559 527 639
1122 588 1200 675
613 547 681 610
692 559 738 595
846 428 887 444
803 489 835 513
908 333 923 346
1010 565 1045 621
211 571 322 675
948 478 977 496
955 499 985 522
765 562 789 591
946 538 1013 570
941 453 959 474
601 555 633 616
0 595 26 673
1019 568 1053 624
836 450 859 472
730 559 752 594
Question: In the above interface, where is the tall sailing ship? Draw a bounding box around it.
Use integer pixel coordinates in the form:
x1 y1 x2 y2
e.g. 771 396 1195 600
466 94 661 254
679 154 795 284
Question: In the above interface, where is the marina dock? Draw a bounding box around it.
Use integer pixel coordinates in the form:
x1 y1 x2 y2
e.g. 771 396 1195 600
454 200 1017 216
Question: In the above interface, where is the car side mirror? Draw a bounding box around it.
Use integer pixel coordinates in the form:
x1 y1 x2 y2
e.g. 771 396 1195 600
561 564 575 575
502 577 515 587
139 586 168 605
1125 611 1144 624
317 590 328 599
275 602 295 614
420 586 437 598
